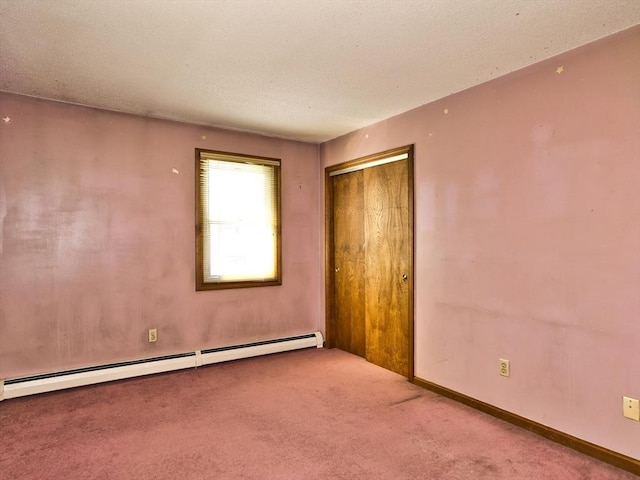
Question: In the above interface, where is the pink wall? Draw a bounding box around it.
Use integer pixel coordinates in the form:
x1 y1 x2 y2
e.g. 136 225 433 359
321 27 640 459
0 93 322 378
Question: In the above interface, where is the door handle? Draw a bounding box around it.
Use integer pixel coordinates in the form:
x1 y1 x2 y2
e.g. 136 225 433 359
402 273 408 281
335 267 340 273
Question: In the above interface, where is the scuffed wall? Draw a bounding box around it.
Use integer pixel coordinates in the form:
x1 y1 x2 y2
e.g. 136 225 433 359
0 94 322 378
321 27 640 459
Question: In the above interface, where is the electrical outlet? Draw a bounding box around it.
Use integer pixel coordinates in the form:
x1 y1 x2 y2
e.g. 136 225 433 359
499 358 510 377
148 328 158 343
622 396 640 421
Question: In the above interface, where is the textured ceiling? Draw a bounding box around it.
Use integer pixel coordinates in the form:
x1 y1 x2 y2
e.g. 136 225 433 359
1 0 638 143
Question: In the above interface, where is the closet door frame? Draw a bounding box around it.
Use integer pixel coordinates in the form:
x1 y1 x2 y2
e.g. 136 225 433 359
325 145 415 380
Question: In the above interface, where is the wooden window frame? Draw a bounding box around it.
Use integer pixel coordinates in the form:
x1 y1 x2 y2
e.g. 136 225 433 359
195 148 282 291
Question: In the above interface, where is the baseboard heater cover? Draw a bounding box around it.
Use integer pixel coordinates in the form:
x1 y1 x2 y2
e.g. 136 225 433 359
0 331 323 401
197 332 322 366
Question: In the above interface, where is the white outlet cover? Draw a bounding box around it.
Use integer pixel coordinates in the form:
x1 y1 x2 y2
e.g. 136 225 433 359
499 358 510 377
623 396 640 421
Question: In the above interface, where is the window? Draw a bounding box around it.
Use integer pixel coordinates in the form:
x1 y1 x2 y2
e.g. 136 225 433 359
196 149 281 290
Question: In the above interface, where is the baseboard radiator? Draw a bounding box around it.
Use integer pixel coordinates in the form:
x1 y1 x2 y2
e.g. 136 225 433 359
0 331 323 401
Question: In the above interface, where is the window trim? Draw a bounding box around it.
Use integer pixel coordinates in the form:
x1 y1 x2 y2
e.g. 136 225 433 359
195 148 282 291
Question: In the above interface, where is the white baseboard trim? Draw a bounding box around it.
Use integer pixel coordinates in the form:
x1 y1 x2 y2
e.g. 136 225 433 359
1 331 323 401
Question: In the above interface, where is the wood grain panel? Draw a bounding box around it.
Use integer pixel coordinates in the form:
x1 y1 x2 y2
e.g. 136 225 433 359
364 159 409 376
332 171 366 357
326 145 414 378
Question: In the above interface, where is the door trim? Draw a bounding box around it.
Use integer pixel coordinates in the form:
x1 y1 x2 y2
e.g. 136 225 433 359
325 145 415 379
328 152 409 177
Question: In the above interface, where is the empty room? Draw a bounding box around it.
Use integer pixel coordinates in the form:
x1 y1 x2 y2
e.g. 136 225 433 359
0 1 638 478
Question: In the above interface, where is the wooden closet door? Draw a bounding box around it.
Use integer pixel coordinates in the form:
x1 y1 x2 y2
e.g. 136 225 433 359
364 159 410 377
332 170 366 358
327 145 413 378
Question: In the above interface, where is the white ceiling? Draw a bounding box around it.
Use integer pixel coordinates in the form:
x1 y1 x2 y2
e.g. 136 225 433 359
1 0 638 143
